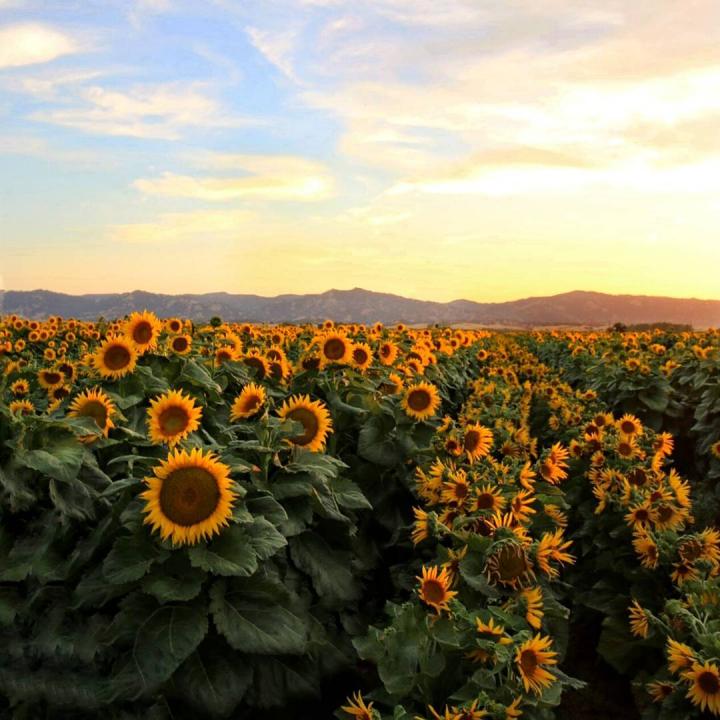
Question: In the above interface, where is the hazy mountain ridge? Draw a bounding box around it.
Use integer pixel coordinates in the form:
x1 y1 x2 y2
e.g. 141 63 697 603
1 288 719 327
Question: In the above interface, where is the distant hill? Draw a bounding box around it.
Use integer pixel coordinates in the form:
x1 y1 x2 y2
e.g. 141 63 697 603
1 288 719 328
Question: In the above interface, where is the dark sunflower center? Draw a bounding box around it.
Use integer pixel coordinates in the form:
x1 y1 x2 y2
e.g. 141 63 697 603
353 348 369 364
105 344 131 370
620 421 636 434
242 394 261 412
323 338 346 360
43 372 62 385
380 345 391 357
133 321 153 344
303 357 320 370
79 400 108 428
464 430 480 452
286 407 320 445
173 337 188 351
159 467 220 526
618 442 632 456
243 356 266 379
422 579 446 604
170 321 181 332
453 482 468 499
269 362 283 381
408 389 431 411
495 546 529 581
217 350 232 362
520 649 539 674
635 509 649 522
159 406 190 435
698 671 720 695
476 493 496 510
657 505 674 522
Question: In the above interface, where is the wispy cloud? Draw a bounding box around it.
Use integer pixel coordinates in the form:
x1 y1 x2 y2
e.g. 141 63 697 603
31 82 251 139
246 26 300 82
134 155 335 201
0 23 80 69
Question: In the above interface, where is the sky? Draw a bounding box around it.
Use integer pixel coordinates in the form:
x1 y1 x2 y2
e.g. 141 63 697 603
1 0 719 302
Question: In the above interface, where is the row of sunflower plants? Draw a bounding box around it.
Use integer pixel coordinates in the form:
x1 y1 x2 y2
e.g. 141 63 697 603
526 346 720 718
338 336 583 720
0 312 486 718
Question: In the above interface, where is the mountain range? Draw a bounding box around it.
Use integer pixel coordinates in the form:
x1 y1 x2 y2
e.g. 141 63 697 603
1 288 719 328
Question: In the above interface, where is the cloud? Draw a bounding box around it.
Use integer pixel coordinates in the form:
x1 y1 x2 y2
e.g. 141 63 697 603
134 155 335 201
109 208 257 244
31 82 251 139
246 26 299 81
0 23 79 69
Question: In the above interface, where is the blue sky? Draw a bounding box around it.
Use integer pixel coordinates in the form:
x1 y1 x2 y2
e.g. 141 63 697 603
1 0 720 300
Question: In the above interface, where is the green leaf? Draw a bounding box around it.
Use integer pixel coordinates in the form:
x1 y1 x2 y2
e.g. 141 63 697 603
18 435 84 483
103 532 170 584
289 532 358 605
248 657 319 708
188 525 258 577
142 566 206 602
132 600 209 687
174 648 253 718
247 517 287 560
209 578 307 655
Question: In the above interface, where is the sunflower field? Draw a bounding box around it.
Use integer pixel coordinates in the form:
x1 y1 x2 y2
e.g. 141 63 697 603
1 313 719 720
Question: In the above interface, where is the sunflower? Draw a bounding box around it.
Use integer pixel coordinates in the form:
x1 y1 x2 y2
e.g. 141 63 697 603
463 423 494 462
378 341 398 366
169 334 192 355
214 346 238 366
351 342 373 371
319 332 352 367
147 389 203 446
230 383 266 421
667 638 695 674
519 586 544 629
684 661 720 715
277 394 333 452
341 691 375 720
239 350 268 380
9 399 34 415
165 318 183 334
411 506 430 545
632 529 659 569
125 310 162 353
10 379 29 397
515 634 558 695
712 441 720 460
535 529 574 579
38 368 64 390
402 382 441 421
141 447 237 546
646 681 674 703
473 484 505 513
628 600 649 638
486 542 535 589
379 372 403 395
92 334 138 379
416 565 458 614
617 414 643 437
68 387 116 440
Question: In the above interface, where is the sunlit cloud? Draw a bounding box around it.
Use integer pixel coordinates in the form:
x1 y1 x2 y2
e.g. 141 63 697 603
0 23 80 69
134 155 335 200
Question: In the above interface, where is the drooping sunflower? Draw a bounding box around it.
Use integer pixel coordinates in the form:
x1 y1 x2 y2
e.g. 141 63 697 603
628 600 650 638
92 334 138 379
68 387 116 440
125 310 162 353
230 383 266 421
416 565 458 614
147 389 203 446
9 399 34 416
463 423 494 462
141 447 237 546
486 542 535 589
667 638 696 674
515 634 558 695
242 351 270 380
402 382 441 421
519 586 544 630
277 394 333 452
378 372 403 395
684 661 720 715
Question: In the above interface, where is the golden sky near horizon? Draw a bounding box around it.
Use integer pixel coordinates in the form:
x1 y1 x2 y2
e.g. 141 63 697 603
1 0 720 301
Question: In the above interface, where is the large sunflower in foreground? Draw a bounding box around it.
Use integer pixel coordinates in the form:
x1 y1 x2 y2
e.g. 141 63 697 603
684 661 720 715
125 310 162 353
515 634 557 695
402 382 441 421
277 394 333 452
147 389 203 446
68 387 116 441
230 383 266 421
92 334 138 379
141 447 236 546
